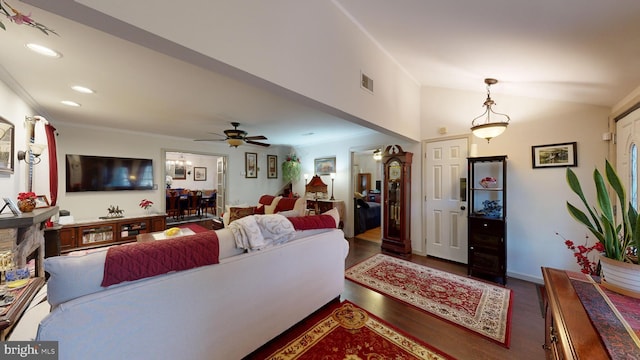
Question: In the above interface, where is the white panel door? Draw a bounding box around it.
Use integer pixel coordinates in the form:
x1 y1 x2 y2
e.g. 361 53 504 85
616 108 640 209
425 138 468 263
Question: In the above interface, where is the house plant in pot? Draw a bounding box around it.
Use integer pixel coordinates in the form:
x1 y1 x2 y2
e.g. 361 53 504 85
566 160 640 297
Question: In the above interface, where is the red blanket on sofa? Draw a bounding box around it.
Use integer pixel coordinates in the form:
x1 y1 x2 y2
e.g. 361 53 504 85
101 231 219 287
287 215 336 230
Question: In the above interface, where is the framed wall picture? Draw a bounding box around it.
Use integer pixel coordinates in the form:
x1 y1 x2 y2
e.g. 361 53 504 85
267 155 277 179
314 157 336 175
194 167 207 181
532 142 577 168
0 117 14 174
173 163 186 179
245 152 257 178
35 195 50 208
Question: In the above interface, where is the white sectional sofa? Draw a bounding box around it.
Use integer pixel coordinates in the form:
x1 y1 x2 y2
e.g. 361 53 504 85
18 224 348 360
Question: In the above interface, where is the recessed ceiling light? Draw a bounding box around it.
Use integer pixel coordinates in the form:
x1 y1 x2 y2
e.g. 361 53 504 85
61 100 81 107
71 85 95 94
25 43 62 58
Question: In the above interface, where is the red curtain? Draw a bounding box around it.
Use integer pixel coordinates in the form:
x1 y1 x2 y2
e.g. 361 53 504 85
45 124 58 206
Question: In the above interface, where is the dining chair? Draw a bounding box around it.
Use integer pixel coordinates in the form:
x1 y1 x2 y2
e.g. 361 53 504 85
166 191 181 220
186 191 202 217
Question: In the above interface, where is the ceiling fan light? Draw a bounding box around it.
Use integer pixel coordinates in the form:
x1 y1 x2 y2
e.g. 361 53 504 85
227 138 243 147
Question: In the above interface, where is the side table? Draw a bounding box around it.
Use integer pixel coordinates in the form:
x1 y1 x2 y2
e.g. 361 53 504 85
0 277 45 340
211 217 224 230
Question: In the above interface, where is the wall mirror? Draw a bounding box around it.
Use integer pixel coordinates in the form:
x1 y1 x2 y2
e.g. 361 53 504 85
0 117 14 174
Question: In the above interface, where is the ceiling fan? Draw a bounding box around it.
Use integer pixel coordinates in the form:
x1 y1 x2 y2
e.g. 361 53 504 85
195 122 270 147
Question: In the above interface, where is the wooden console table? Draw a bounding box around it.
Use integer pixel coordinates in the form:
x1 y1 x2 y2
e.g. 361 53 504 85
0 277 45 340
541 267 609 359
58 214 166 253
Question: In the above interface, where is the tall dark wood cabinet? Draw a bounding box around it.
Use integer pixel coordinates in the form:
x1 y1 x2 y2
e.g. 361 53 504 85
468 155 507 284
381 145 413 257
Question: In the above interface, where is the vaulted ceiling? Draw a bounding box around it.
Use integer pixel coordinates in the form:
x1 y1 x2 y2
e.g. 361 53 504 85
2 0 639 147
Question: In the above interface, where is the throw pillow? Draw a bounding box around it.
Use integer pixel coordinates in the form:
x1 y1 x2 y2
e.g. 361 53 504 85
275 198 298 212
322 207 340 228
254 205 265 215
229 206 256 223
258 194 276 205
287 215 337 230
264 196 282 214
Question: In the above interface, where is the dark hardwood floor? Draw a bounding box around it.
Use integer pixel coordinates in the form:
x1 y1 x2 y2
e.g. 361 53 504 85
248 237 546 359
343 238 546 359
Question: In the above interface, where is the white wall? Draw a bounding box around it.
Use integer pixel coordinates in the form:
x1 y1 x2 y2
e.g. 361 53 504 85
0 80 40 202
165 152 218 191
42 123 290 220
421 86 611 282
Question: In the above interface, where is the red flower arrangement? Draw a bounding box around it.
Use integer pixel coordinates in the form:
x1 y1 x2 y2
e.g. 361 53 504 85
557 232 605 275
17 192 36 201
139 199 154 210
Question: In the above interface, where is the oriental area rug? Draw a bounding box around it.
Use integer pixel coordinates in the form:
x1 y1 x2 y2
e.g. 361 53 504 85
263 300 454 360
345 254 513 347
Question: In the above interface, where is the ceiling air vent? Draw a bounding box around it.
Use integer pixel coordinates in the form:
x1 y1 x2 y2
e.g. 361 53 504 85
361 72 374 93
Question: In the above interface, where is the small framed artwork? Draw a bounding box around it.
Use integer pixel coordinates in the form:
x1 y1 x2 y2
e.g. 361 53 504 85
314 157 336 175
1 198 21 215
532 142 577 169
245 152 257 178
267 155 277 179
0 117 14 174
194 167 207 181
35 195 50 208
173 163 186 180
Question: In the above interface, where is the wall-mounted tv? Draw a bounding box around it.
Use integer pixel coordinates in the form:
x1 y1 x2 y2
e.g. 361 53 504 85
66 154 154 192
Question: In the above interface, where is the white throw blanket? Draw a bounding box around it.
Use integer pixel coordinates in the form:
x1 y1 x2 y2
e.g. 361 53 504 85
228 214 295 251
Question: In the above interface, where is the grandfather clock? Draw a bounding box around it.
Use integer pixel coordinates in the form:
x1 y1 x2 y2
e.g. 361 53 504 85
381 145 413 257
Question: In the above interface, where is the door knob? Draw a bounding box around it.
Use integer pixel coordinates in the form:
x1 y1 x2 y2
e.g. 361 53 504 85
460 205 466 211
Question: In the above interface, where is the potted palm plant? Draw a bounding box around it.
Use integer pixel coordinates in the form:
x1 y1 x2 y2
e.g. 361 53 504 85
566 160 640 297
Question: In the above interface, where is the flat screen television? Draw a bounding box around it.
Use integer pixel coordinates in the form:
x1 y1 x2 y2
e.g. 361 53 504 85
66 154 154 192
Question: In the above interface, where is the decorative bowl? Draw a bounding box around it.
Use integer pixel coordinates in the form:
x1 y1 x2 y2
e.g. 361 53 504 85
479 177 498 188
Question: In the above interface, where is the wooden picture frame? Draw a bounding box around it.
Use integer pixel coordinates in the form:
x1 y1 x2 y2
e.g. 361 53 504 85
173 163 186 179
0 117 15 174
532 142 577 168
35 195 50 208
245 152 257 178
314 157 336 175
267 155 277 179
194 167 207 181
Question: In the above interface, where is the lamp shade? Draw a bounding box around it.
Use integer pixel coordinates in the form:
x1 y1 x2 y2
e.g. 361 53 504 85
227 138 243 147
470 78 510 143
305 175 327 193
29 143 46 155
471 122 508 140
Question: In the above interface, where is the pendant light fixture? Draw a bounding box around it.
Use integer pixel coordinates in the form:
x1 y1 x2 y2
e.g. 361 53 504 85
470 78 510 143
